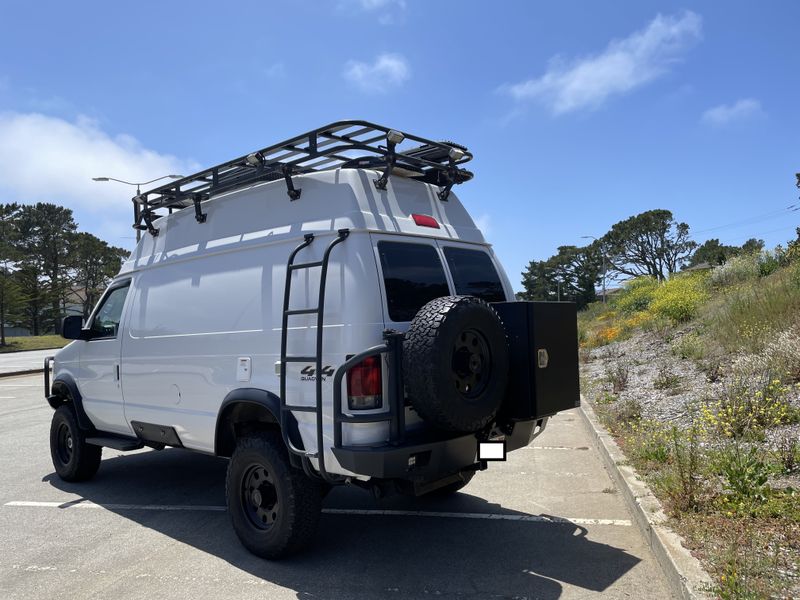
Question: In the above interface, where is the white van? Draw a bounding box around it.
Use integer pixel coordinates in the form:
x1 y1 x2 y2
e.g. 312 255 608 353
45 121 580 558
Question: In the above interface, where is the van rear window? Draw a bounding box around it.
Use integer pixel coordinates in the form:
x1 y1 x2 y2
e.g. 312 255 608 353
377 241 449 322
443 247 506 302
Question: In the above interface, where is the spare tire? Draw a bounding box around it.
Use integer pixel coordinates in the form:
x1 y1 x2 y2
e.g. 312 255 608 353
403 296 509 432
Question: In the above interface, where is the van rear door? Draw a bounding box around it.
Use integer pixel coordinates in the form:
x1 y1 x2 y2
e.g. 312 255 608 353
436 241 511 303
372 235 450 327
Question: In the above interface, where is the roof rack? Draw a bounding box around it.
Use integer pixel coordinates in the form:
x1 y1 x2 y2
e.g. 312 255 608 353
132 120 474 236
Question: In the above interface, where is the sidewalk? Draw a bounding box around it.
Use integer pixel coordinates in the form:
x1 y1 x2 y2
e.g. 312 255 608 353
0 349 53 376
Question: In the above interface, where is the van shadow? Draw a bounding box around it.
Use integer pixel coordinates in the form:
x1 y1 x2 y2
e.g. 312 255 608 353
44 448 642 599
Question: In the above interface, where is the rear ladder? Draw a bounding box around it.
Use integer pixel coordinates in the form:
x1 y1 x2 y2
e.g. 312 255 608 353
279 228 350 483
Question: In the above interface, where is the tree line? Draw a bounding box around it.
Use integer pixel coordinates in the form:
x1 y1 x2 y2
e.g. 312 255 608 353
519 208 767 309
0 203 127 345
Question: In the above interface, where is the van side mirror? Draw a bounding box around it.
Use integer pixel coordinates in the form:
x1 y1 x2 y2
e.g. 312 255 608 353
61 315 86 340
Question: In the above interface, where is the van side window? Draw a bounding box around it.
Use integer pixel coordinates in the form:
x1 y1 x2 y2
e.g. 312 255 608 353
89 283 130 339
443 247 506 302
377 241 449 322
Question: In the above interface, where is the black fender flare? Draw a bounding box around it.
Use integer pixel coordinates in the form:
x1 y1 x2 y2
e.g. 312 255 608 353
215 388 285 457
49 375 95 432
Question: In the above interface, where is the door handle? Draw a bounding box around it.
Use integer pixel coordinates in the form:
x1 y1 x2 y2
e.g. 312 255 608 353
115 364 120 381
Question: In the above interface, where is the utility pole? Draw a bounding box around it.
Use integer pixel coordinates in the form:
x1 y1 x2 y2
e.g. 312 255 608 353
92 175 183 242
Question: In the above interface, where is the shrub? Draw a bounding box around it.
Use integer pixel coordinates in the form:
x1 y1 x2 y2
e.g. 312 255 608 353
610 397 642 426
649 272 709 323
761 327 800 382
604 361 630 393
703 265 800 352
717 443 770 503
614 277 659 314
709 253 760 288
772 430 800 474
654 364 682 393
669 424 705 512
624 419 671 464
671 331 705 360
702 371 796 438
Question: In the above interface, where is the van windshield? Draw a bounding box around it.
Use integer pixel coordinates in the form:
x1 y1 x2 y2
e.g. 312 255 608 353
443 247 506 302
377 241 449 322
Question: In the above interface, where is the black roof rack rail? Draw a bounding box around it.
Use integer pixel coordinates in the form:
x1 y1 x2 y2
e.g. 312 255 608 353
132 120 474 236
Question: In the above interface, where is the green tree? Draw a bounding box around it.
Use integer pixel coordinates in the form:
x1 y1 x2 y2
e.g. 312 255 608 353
602 209 696 281
520 245 600 309
740 238 765 255
70 233 127 318
13 264 45 335
0 203 23 345
520 259 556 302
15 203 77 332
688 238 740 267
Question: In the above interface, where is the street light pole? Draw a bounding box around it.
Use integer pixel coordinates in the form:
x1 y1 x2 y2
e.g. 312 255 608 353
92 174 183 242
581 235 607 304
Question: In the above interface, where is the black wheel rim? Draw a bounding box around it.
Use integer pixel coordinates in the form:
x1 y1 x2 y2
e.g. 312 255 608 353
451 328 492 399
56 422 74 465
240 463 279 531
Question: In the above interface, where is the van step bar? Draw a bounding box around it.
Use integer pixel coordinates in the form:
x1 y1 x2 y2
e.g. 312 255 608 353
86 434 144 451
279 229 350 484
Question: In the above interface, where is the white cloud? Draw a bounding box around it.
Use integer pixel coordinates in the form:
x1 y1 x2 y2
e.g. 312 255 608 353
0 112 197 243
502 11 702 115
342 0 406 24
343 53 410 93
263 62 285 78
702 98 764 126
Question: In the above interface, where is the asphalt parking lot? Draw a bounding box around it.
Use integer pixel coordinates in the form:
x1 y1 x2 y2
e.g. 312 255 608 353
0 373 672 599
0 350 53 376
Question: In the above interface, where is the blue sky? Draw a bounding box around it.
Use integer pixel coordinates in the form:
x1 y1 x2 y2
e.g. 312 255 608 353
1 1 798 291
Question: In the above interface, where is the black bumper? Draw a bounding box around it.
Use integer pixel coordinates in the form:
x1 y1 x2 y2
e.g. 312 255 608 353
332 419 537 480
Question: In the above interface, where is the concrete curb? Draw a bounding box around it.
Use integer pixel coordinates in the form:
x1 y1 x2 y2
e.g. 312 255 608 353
0 368 43 378
578 398 714 600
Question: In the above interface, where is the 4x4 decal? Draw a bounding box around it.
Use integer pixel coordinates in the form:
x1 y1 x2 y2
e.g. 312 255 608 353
300 365 335 382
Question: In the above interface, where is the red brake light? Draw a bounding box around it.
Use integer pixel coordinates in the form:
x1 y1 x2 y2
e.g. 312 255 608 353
347 355 383 410
412 214 440 229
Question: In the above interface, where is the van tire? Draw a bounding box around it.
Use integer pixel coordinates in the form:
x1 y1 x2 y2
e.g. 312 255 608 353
226 432 322 559
50 405 102 482
403 296 509 432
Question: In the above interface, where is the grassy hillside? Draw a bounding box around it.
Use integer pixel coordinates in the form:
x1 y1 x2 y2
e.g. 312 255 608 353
0 335 69 353
579 252 800 599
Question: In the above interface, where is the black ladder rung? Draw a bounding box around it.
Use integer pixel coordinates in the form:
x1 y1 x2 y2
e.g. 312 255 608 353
337 414 392 424
290 261 323 270
283 356 318 362
284 405 317 413
285 308 319 316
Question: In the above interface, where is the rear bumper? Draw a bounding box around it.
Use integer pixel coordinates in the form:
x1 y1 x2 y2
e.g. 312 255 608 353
332 418 544 480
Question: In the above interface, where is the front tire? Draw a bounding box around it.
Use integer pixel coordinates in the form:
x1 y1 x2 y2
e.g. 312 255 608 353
226 432 323 559
49 404 102 482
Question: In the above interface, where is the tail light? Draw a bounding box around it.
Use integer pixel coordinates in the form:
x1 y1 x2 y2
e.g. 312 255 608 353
347 356 383 410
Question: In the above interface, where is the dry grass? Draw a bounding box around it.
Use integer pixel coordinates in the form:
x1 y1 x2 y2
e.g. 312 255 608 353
0 335 68 353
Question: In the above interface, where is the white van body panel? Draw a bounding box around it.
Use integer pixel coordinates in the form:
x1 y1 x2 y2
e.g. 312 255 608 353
54 168 512 477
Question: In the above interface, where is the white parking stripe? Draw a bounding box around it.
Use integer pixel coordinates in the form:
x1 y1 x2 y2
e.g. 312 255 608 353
3 501 631 526
5 501 226 512
525 446 590 451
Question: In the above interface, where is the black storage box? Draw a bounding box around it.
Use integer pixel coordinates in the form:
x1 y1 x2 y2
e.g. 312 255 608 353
492 301 580 420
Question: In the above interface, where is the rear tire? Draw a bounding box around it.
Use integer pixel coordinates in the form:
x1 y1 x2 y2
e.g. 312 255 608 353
49 405 102 482
226 432 323 559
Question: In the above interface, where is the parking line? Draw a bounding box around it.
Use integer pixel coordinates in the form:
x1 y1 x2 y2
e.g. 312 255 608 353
3 501 631 526
525 446 590 451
